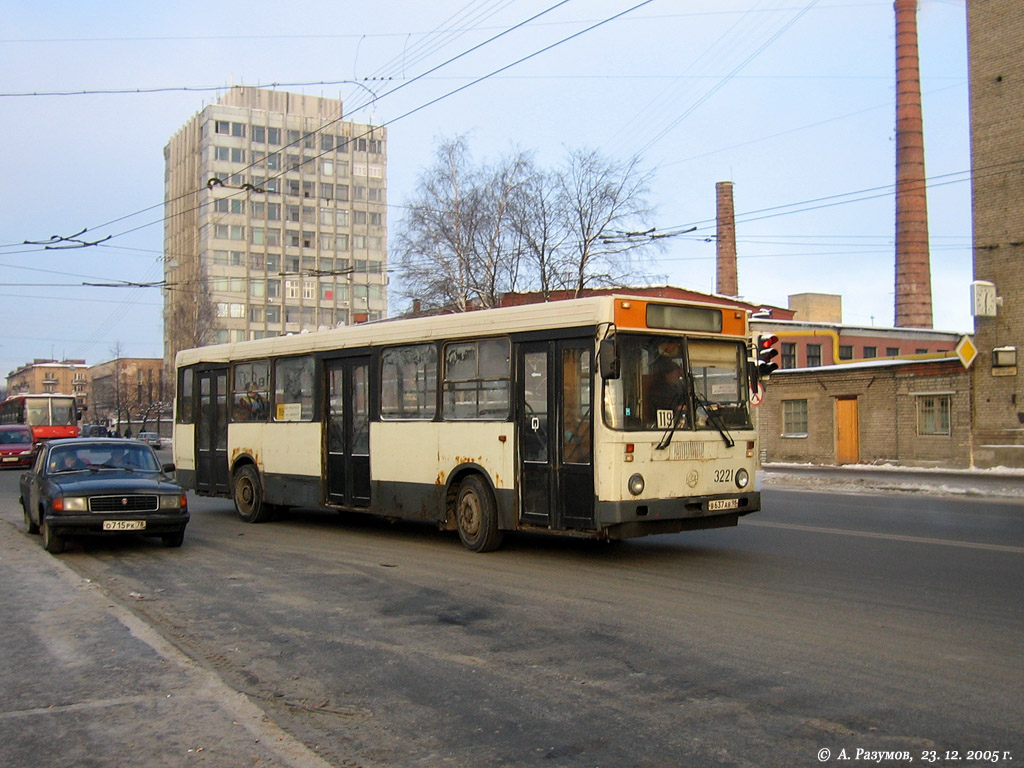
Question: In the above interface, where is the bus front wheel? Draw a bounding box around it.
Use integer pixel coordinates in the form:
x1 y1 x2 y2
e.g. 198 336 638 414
455 475 504 553
233 465 273 523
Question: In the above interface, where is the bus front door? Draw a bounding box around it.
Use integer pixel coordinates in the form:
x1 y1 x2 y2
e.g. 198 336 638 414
325 357 371 508
517 340 594 531
196 368 230 495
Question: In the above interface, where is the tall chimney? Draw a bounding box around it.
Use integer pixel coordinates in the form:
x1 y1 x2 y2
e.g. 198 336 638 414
893 0 933 328
716 181 738 297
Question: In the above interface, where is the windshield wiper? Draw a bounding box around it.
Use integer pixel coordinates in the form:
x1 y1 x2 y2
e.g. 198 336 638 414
690 377 735 448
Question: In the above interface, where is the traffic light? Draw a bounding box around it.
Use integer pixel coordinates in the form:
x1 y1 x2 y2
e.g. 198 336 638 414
756 333 780 378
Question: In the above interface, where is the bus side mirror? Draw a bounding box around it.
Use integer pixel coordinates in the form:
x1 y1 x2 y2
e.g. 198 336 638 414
599 338 620 380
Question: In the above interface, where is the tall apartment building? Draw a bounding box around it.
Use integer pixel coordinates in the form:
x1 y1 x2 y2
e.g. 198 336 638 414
163 87 388 369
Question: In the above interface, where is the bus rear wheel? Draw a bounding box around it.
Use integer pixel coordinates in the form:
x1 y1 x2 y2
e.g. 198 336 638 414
455 475 504 553
233 465 273 523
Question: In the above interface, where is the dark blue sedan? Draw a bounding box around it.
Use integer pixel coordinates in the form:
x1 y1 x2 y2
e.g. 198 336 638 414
19 438 189 554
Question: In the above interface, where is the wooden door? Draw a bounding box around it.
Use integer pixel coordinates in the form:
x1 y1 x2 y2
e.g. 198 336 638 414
835 397 859 464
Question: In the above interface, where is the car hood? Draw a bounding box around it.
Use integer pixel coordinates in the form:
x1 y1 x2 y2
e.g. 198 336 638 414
0 443 33 453
51 471 182 494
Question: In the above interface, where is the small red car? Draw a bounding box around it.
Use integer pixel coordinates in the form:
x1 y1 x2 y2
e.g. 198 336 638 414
0 424 35 468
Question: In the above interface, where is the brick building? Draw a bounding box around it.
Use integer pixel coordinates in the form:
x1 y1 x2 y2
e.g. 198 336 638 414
967 0 1024 468
759 359 972 468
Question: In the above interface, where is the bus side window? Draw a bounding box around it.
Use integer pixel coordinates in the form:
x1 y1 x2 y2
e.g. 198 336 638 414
178 368 194 423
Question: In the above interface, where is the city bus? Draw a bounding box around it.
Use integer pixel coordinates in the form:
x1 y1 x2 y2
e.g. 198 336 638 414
173 295 761 551
0 393 80 442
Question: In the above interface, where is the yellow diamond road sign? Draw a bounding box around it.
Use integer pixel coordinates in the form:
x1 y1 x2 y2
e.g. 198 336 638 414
955 335 977 369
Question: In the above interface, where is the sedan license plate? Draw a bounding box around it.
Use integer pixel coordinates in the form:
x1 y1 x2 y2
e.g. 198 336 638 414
103 520 146 531
708 498 739 512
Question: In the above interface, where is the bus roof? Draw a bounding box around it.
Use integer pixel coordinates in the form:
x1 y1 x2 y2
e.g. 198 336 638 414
175 294 749 367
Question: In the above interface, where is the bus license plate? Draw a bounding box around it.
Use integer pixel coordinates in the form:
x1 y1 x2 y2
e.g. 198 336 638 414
103 520 146 531
708 498 739 512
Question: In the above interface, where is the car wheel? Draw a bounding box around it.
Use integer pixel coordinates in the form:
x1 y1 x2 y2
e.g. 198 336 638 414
233 464 272 523
41 516 65 554
22 498 39 535
455 475 504 553
162 530 185 548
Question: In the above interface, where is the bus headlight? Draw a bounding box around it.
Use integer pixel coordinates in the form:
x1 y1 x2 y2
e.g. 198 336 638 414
735 468 750 489
628 473 645 496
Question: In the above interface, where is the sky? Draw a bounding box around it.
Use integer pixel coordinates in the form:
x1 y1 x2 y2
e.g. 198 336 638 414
0 0 972 379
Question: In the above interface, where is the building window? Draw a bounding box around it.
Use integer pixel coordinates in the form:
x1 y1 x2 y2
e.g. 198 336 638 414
252 126 266 143
887 347 900 357
863 346 877 358
806 344 822 368
231 148 246 163
782 399 808 437
918 395 951 436
838 345 853 360
781 343 797 369
215 120 230 135
267 127 281 145
214 146 230 161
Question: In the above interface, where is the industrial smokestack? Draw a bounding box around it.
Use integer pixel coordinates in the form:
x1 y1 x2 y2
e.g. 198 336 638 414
716 181 738 297
893 0 933 328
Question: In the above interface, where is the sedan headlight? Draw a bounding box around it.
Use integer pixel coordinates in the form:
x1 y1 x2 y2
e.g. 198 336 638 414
159 494 185 510
58 497 88 512
735 468 750 489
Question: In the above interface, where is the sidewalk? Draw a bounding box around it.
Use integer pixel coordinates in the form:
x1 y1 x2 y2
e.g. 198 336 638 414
0 520 332 768
760 462 1024 499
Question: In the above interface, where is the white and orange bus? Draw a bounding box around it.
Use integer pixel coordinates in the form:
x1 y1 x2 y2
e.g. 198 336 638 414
173 295 761 551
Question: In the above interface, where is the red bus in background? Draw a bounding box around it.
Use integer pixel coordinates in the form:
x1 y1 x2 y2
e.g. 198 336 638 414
0 394 80 441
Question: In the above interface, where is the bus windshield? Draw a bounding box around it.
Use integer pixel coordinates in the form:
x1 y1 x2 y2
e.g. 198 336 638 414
49 398 77 426
602 334 752 432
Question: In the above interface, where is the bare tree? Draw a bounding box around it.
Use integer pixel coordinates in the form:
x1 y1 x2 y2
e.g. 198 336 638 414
508 165 568 301
394 138 659 312
555 149 658 297
394 137 482 312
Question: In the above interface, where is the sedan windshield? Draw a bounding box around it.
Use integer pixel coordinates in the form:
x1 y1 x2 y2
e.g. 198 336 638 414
49 444 160 473
603 334 752 432
0 428 32 444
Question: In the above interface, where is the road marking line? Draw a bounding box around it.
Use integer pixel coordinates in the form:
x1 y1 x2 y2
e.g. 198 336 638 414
746 520 1024 554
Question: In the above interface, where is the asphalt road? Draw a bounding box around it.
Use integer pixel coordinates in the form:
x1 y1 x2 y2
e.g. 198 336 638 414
1 465 1021 768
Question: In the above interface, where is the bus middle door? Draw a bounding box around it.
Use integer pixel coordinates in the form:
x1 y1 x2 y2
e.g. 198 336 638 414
195 367 230 495
517 339 594 531
325 356 371 508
